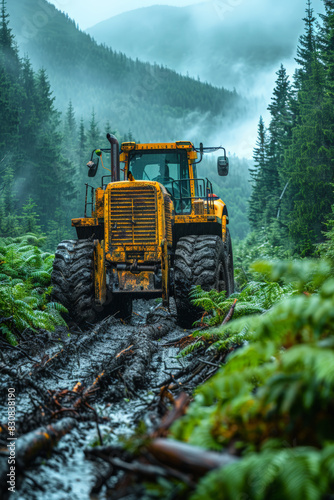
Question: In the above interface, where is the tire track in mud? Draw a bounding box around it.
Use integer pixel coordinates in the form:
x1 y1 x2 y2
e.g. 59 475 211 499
0 301 190 499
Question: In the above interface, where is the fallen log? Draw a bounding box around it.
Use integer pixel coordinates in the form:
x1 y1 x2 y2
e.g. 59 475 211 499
0 418 77 495
147 438 238 476
222 298 238 324
122 317 175 393
155 392 190 436
14 417 77 468
85 449 195 488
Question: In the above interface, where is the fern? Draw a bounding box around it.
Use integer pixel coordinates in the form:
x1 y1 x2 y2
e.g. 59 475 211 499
191 446 334 500
0 234 68 342
178 340 205 358
170 259 334 500
46 302 68 313
180 267 294 358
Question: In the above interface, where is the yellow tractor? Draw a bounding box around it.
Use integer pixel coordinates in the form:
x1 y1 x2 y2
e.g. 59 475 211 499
51 134 234 327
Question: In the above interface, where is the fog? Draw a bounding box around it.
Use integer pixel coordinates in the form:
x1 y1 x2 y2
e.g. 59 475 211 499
83 0 324 155
9 0 326 158
47 0 198 29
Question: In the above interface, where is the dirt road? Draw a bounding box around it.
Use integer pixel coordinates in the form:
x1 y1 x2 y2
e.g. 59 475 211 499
0 300 216 499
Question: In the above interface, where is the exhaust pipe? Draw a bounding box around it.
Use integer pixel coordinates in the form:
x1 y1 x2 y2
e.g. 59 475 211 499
106 133 120 182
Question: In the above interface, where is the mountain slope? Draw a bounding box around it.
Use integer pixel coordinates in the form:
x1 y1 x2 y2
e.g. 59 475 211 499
86 1 324 95
6 0 249 145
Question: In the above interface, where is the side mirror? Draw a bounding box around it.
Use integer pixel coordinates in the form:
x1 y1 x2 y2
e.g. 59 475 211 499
87 158 99 177
217 156 229 176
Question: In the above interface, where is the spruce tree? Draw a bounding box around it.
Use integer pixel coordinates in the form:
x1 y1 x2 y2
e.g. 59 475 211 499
248 116 268 230
87 109 101 147
78 117 87 167
0 0 20 156
264 65 293 226
295 0 317 86
0 0 19 76
282 0 329 254
63 100 77 165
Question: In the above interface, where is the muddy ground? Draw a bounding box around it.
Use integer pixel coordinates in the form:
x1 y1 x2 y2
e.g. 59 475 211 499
0 299 223 500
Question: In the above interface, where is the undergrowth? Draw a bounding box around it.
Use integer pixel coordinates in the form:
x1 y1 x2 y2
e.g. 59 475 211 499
0 233 67 345
179 266 294 357
170 258 334 499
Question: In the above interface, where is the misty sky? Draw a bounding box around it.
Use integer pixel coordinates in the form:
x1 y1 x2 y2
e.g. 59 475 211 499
48 0 324 30
47 0 197 29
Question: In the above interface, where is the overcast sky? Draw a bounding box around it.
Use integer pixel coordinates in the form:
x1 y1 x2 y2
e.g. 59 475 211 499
47 0 199 29
48 0 325 31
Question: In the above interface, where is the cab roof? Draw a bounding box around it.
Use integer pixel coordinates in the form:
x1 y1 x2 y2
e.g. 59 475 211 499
121 141 194 152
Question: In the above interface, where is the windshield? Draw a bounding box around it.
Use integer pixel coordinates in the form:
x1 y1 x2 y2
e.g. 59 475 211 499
129 150 189 182
129 150 191 213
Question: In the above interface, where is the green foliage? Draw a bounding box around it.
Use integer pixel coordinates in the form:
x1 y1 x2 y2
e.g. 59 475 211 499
318 200 334 261
189 286 228 327
0 6 79 245
180 265 294 358
191 446 334 500
0 234 67 345
248 2 334 256
197 155 251 241
172 258 334 499
233 230 293 287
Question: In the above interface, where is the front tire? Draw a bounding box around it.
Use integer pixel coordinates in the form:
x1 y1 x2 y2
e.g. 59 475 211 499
51 239 96 325
174 235 233 328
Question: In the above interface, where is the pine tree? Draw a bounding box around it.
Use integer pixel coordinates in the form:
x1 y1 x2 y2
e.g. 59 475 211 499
264 65 293 226
295 0 317 86
35 68 56 125
0 165 20 236
248 116 268 230
20 197 42 234
77 117 87 167
0 0 20 155
63 100 77 165
19 56 38 168
0 0 19 76
318 1 334 151
87 108 101 146
0 65 19 154
282 0 329 254
65 100 76 135
26 70 75 227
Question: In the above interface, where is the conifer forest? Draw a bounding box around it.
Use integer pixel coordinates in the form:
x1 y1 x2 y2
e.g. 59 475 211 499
1 0 334 499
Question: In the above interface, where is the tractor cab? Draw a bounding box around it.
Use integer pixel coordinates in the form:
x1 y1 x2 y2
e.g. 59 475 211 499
127 147 191 213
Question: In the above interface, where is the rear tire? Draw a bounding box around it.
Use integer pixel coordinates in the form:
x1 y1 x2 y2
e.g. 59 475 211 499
174 235 233 328
51 239 96 325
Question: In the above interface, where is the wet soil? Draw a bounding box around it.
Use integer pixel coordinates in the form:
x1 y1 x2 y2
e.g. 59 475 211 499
0 300 201 500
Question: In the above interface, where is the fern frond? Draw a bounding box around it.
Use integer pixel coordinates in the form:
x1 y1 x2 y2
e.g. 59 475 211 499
178 340 205 358
46 302 68 313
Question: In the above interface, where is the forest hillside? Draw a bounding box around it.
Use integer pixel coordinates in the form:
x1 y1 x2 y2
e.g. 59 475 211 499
86 1 323 95
6 0 250 144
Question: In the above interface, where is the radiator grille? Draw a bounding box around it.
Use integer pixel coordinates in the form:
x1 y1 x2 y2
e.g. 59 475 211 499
164 195 173 246
109 186 157 245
